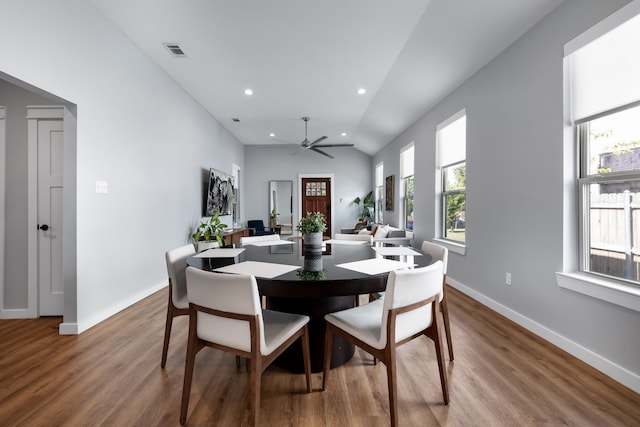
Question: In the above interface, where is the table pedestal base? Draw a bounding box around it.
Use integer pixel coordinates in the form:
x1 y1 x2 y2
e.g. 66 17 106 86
266 295 356 373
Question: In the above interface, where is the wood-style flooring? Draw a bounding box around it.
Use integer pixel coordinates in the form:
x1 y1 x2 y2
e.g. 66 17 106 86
1 287 638 426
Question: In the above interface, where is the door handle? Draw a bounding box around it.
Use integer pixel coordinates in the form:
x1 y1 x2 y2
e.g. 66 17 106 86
39 224 49 231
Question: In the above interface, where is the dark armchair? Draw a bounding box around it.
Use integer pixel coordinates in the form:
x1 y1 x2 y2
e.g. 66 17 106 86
247 220 275 236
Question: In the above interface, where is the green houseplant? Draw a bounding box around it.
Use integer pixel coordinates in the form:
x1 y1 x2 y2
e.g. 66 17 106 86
192 211 227 250
296 268 326 281
296 211 327 234
353 190 374 223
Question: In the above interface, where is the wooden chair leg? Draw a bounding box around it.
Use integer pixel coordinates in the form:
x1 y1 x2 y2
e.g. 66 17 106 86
434 304 450 404
386 349 398 427
441 292 454 361
301 326 312 393
322 325 334 390
249 358 261 427
161 304 174 368
180 322 198 424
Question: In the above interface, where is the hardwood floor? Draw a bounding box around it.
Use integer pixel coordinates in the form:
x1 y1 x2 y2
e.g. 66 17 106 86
1 287 638 426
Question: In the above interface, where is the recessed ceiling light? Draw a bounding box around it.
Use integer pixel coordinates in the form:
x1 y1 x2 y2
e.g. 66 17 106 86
269 133 275 137
244 88 254 96
232 118 240 122
341 132 347 136
357 88 366 95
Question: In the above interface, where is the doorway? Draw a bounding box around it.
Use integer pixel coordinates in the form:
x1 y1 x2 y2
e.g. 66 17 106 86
27 106 64 316
0 107 5 314
300 176 333 238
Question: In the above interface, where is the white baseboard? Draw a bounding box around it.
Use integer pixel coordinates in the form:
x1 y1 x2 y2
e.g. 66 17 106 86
447 277 640 394
0 307 37 319
58 322 78 335
62 280 168 335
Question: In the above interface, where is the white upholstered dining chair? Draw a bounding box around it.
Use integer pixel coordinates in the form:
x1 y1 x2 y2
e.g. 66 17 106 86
322 261 449 427
160 244 195 368
420 240 454 360
180 267 312 426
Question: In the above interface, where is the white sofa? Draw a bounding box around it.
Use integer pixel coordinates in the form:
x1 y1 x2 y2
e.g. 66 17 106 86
342 224 412 246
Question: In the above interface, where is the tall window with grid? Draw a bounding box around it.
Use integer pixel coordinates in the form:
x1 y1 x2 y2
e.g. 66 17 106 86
437 111 466 244
569 11 640 285
375 162 384 224
400 145 414 230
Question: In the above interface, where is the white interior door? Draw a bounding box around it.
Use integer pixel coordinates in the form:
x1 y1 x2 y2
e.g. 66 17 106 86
37 119 64 315
0 107 5 315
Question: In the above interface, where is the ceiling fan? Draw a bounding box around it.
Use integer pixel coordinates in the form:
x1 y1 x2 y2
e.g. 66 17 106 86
291 116 354 159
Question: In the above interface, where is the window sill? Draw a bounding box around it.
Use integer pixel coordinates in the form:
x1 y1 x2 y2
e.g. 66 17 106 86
433 238 466 255
556 272 640 312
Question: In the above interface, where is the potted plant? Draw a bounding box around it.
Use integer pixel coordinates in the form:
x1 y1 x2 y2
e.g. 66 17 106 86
296 212 327 271
296 268 326 281
353 190 374 223
269 209 280 229
296 211 327 236
192 211 227 251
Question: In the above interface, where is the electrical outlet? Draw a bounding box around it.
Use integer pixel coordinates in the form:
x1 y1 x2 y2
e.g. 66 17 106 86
506 272 512 286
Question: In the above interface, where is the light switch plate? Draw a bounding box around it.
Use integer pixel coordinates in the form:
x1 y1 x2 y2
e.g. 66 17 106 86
95 180 108 194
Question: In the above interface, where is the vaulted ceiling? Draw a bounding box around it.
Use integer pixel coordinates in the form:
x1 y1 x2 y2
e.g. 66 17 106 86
90 0 565 156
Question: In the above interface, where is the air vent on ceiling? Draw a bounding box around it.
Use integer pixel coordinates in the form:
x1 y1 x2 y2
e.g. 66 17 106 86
163 43 186 57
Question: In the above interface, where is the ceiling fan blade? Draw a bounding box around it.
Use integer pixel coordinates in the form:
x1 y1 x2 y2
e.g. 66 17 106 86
307 136 328 147
313 143 355 148
290 148 302 156
310 147 334 159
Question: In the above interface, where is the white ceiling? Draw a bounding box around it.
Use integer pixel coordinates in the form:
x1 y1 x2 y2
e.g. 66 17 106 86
90 0 565 156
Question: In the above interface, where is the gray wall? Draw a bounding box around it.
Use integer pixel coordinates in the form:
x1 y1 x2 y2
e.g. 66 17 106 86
375 0 639 387
244 145 373 234
0 80 56 308
0 0 244 330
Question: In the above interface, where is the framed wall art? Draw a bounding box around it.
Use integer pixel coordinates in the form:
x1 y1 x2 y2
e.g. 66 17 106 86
206 168 235 216
385 175 394 211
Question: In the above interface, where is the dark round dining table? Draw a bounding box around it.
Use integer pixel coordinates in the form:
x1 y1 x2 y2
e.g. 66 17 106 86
187 240 431 373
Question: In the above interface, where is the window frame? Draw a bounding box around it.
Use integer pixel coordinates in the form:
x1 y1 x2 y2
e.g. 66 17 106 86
400 144 414 231
435 109 467 254
558 0 640 311
576 102 640 287
375 162 384 224
441 160 466 242
404 175 414 230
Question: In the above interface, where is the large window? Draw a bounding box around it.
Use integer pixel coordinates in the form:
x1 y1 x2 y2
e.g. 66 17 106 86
400 144 414 230
437 111 466 244
569 8 640 287
375 162 384 224
579 104 640 283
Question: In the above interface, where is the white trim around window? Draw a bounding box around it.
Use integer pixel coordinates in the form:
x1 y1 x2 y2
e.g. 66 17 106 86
556 272 640 312
559 0 640 313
